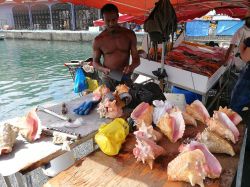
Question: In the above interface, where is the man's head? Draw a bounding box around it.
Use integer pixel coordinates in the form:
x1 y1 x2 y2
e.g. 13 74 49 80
243 9 250 28
101 4 119 28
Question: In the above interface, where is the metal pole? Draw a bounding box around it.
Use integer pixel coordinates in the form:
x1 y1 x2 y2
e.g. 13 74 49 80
161 41 165 74
236 129 247 187
70 3 75 30
28 3 33 29
49 5 53 30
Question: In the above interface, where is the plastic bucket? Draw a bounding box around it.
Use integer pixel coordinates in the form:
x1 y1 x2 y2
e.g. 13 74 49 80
171 86 202 104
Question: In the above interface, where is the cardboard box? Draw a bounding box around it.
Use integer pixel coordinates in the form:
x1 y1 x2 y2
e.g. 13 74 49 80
134 58 227 95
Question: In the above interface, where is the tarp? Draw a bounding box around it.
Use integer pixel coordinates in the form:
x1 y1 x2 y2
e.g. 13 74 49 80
185 20 210 36
93 14 144 26
60 0 250 22
216 20 245 35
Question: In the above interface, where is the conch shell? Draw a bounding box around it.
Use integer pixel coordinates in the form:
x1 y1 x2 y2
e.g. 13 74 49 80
197 129 235 156
18 110 42 142
131 102 153 127
157 111 185 143
0 123 19 155
218 106 242 125
115 84 129 95
93 85 111 101
134 122 162 142
133 132 166 169
207 111 239 144
168 149 207 187
186 100 210 124
97 98 123 119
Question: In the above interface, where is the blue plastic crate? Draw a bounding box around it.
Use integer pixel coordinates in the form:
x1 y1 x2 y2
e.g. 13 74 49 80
171 86 202 104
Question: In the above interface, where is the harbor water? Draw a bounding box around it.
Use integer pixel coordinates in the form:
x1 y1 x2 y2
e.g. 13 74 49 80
0 39 92 121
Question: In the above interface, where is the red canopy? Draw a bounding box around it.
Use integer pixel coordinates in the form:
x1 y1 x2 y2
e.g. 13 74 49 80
61 0 250 22
12 0 37 2
93 14 144 26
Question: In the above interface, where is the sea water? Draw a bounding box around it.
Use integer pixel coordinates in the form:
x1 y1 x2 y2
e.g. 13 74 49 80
0 39 92 121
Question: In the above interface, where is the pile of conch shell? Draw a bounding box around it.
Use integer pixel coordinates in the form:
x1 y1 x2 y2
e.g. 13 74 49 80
0 123 19 155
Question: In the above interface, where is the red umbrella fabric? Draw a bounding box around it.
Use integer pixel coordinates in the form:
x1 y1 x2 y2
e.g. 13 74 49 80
13 0 37 2
60 0 250 22
216 7 248 19
93 14 144 26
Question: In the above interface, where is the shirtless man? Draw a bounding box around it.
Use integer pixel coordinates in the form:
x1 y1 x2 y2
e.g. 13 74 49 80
92 3 140 91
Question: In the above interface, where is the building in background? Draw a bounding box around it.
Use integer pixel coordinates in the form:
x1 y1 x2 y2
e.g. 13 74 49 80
0 0 99 30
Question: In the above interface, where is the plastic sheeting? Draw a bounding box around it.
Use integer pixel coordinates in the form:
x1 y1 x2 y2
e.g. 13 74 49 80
216 20 245 36
185 20 210 36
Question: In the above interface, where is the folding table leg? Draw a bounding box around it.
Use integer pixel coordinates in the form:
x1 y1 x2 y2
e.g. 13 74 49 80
3 176 12 187
202 94 207 105
92 137 98 151
236 129 247 187
14 172 25 187
25 174 33 187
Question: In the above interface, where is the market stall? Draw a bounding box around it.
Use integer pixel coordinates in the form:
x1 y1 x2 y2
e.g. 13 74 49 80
1 1 250 187
43 96 247 187
0 66 247 187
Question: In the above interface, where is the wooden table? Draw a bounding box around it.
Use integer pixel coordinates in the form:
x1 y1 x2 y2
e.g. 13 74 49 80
0 95 110 187
45 123 247 187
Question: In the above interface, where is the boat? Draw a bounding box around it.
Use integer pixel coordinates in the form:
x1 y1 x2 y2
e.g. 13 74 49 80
0 35 5 40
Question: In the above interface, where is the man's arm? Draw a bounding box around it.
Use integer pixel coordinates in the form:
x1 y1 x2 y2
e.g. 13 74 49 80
92 38 110 74
223 44 235 64
123 31 140 74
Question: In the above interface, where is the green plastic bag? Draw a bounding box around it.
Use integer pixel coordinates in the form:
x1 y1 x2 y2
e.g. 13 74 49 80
95 118 129 156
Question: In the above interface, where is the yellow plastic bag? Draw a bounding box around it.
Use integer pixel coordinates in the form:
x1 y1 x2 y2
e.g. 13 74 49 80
95 118 129 156
86 77 98 92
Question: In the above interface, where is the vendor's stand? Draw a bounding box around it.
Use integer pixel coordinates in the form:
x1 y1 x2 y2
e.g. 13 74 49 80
44 122 247 187
0 1 248 186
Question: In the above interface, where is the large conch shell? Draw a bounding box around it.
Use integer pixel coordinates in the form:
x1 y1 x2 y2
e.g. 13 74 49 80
218 106 242 125
134 122 162 142
133 132 166 169
186 100 210 124
157 111 185 143
131 102 153 127
207 111 239 144
93 85 111 101
96 98 123 119
167 149 207 187
197 129 235 156
0 123 19 155
115 84 129 95
170 106 197 126
18 110 42 142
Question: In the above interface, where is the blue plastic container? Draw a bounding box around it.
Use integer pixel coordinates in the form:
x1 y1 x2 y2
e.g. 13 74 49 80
171 86 202 104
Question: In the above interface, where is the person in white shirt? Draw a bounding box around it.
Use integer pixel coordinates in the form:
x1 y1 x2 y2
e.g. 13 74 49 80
224 10 250 71
229 9 250 114
239 37 250 62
